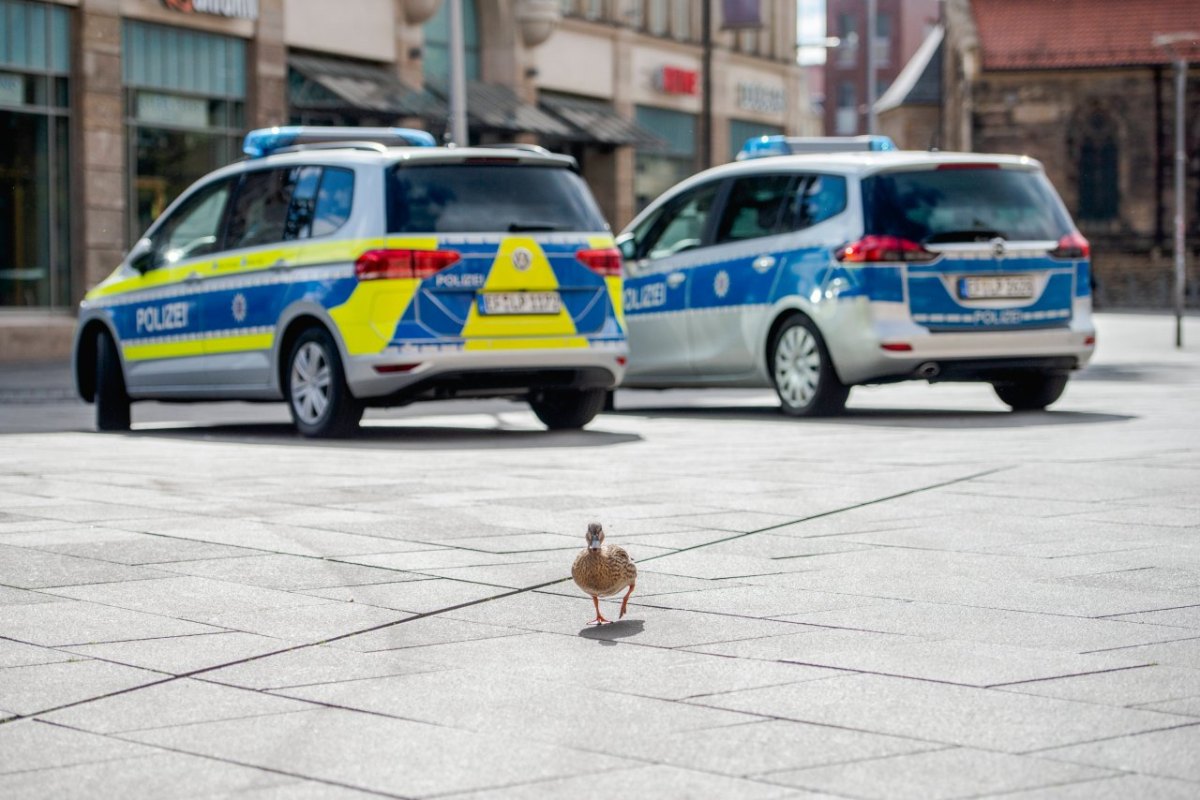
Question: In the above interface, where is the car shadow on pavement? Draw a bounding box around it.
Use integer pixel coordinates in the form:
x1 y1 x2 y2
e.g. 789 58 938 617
127 422 642 450
578 618 644 645
614 406 1134 429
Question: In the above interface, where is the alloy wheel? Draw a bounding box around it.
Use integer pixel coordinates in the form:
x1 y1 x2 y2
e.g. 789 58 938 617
290 341 332 424
774 324 822 409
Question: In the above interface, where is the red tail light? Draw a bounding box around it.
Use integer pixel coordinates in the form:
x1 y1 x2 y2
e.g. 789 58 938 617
1050 232 1090 259
837 236 935 263
355 249 461 280
576 247 622 277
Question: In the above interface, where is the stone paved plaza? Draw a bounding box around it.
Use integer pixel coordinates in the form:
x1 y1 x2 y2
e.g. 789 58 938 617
1 312 1198 798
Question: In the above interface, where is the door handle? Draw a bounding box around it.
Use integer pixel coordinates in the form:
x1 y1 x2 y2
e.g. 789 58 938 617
270 258 289 271
184 271 201 284
666 272 686 288
752 254 777 273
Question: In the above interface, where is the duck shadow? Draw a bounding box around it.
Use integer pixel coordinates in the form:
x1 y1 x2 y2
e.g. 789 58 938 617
578 618 645 645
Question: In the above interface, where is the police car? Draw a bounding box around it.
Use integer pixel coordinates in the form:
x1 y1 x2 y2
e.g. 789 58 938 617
617 136 1095 415
73 127 627 436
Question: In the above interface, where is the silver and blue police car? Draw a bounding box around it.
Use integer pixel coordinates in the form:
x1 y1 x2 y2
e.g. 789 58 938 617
617 136 1096 415
73 127 627 437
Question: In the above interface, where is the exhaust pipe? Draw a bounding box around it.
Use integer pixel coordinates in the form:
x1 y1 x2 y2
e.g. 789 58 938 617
916 362 940 379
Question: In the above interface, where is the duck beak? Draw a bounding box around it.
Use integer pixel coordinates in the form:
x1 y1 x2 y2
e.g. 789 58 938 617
588 539 602 550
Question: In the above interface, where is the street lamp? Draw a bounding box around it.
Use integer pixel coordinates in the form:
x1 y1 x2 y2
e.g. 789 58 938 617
1153 31 1197 348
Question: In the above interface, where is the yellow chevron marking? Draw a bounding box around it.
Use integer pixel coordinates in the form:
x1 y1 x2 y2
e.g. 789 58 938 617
461 237 578 340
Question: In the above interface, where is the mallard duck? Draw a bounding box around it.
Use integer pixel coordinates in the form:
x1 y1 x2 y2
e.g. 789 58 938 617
572 522 637 625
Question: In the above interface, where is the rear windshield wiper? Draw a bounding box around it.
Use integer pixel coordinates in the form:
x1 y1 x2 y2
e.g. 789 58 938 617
924 229 1004 244
508 222 567 232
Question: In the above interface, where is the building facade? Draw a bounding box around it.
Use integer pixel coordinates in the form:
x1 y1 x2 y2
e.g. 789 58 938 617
823 0 938 136
0 0 810 361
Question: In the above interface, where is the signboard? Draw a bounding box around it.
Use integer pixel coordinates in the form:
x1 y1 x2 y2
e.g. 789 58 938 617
655 66 698 96
0 73 23 107
737 82 786 115
137 91 210 128
722 0 762 29
161 0 260 21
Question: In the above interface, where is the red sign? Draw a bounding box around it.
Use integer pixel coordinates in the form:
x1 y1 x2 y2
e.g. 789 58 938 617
657 66 698 96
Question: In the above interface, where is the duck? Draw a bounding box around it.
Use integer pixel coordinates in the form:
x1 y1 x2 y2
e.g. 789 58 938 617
572 522 637 625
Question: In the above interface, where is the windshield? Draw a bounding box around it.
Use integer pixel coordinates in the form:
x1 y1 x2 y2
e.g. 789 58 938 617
387 163 609 234
862 167 1073 243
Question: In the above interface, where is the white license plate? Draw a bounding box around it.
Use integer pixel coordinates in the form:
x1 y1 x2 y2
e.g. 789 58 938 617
479 292 562 315
957 275 1035 300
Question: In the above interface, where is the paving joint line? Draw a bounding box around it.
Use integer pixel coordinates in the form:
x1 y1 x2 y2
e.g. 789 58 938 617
0 465 1012 727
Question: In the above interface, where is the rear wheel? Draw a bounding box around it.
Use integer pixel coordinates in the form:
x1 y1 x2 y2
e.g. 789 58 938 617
770 315 849 417
286 328 363 438
95 329 130 432
992 373 1069 411
529 388 607 430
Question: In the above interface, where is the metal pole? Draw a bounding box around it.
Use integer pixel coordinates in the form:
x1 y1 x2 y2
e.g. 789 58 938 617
866 0 877 135
448 0 468 146
1173 58 1187 348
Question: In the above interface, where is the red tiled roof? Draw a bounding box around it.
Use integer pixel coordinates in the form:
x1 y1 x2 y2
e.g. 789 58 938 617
973 0 1200 70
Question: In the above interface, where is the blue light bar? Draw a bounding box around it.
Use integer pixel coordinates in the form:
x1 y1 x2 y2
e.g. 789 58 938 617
242 126 437 158
736 135 898 160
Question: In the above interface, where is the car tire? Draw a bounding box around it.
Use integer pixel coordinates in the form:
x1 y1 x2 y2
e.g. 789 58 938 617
770 315 849 417
95 329 131 432
529 388 607 430
992 373 1069 411
286 328 363 438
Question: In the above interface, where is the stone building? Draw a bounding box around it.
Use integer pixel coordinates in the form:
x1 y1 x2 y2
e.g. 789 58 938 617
0 0 810 361
934 0 1199 309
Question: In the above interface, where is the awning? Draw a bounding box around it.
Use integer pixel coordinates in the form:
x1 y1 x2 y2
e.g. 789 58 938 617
539 93 665 148
422 79 573 138
289 53 445 118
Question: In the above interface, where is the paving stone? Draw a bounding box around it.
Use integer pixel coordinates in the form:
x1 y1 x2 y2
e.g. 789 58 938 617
195 600 406 642
0 719 160 775
763 747 1114 799
152 554 413 591
43 677 313 734
127 517 415 558
444 765 803 800
1109 604 1200 629
999 664 1200 708
64 632 292 676
1092 636 1200 669
0 586 57 606
0 659 165 716
46 576 330 621
1136 696 1200 718
123 707 636 797
0 545 164 589
1039 723 1200 782
696 673 1186 753
992 775 1200 799
0 600 219 647
346 548 539 571
0 640 76 669
327 616 526 653
204 644 447 690
0 752 291 799
639 585 901 619
39 536 255 565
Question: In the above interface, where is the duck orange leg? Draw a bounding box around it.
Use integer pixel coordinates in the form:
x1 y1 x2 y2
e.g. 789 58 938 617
619 582 636 619
590 595 610 625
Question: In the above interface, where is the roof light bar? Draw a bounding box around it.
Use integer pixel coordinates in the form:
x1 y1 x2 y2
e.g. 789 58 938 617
242 126 437 158
736 135 897 161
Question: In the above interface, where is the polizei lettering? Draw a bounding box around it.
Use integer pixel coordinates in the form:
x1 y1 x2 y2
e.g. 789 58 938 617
623 282 667 312
136 302 190 334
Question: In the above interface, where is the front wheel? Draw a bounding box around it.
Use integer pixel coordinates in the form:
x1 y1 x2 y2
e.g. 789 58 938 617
770 315 849 417
95 329 131 431
529 388 607 430
992 373 1069 411
286 328 363 438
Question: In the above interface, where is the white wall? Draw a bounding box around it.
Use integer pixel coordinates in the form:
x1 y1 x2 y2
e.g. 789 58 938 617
284 0 395 62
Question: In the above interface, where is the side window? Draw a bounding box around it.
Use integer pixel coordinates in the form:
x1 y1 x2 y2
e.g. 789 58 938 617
782 174 848 231
226 169 298 250
640 181 722 260
284 166 322 240
714 174 793 244
151 178 233 268
312 168 354 237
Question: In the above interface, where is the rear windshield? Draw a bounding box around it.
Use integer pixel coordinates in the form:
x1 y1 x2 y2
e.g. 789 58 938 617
862 167 1073 243
387 163 608 233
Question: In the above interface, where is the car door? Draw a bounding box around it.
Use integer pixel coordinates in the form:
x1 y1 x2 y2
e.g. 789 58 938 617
620 180 723 381
687 173 795 378
115 177 235 392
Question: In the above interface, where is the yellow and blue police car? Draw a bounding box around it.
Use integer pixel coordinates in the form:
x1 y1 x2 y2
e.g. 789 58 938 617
73 127 627 436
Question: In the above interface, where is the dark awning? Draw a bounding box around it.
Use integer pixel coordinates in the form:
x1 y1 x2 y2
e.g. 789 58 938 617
421 79 571 137
539 93 664 148
289 53 445 118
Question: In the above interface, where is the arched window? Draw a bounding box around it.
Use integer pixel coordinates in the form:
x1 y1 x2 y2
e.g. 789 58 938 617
1077 109 1118 221
424 0 480 85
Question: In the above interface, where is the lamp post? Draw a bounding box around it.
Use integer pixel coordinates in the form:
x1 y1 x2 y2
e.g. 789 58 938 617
866 0 877 135
448 0 468 146
1153 32 1196 348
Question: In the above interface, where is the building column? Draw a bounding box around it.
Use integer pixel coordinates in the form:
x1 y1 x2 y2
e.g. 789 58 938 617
76 0 126 294
251 0 287 128
610 24 636 229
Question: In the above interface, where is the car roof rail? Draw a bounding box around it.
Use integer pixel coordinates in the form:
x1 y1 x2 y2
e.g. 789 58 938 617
473 143 553 156
243 126 437 158
269 141 390 155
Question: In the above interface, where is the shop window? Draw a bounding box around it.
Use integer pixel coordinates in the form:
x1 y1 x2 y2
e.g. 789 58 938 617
648 0 669 35
1077 109 1118 221
424 0 480 84
0 0 71 309
634 105 697 211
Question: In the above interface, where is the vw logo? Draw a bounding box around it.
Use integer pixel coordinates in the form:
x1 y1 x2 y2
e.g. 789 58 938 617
991 237 1007 258
512 248 533 271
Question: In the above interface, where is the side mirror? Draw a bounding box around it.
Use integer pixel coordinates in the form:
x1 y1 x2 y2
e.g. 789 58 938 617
616 233 636 262
127 238 155 273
